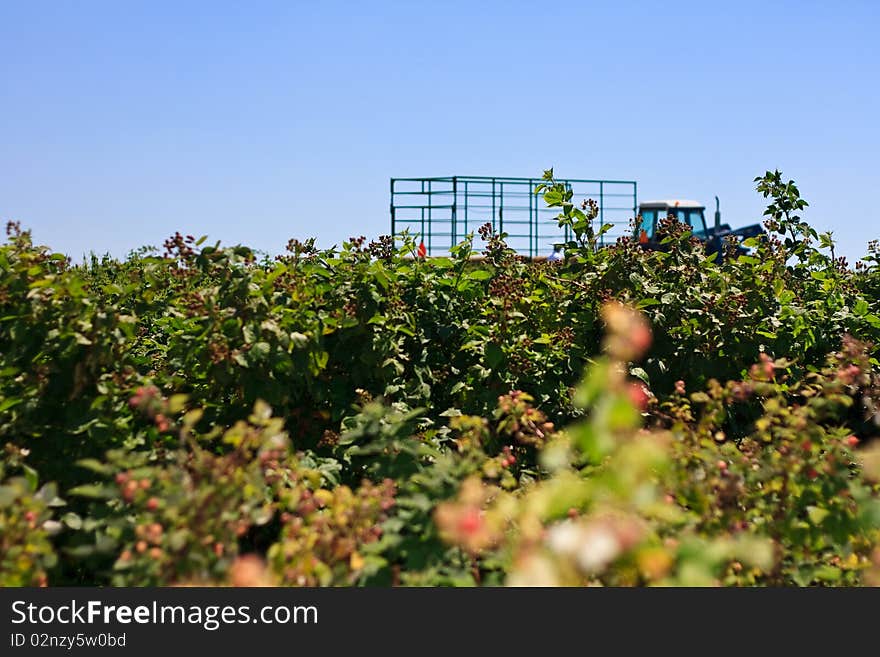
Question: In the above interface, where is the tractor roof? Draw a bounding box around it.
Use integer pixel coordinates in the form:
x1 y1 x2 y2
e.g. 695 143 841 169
639 199 706 210
638 200 704 210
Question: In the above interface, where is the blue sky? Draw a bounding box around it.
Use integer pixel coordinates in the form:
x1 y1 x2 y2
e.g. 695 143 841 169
1 1 878 263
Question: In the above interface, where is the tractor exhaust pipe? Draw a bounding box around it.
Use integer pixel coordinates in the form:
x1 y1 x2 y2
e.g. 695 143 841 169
714 196 721 232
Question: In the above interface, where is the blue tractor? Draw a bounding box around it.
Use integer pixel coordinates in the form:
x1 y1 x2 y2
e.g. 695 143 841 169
635 197 764 257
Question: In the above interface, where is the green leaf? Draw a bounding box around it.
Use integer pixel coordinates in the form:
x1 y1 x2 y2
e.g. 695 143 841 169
250 341 271 360
67 484 117 500
22 464 39 491
813 565 842 582
290 332 309 348
0 485 17 508
0 397 23 413
484 343 504 369
605 395 640 431
76 459 115 476
62 512 83 530
806 505 829 525
543 190 563 205
468 269 493 281
169 529 190 551
309 350 329 374
629 367 650 385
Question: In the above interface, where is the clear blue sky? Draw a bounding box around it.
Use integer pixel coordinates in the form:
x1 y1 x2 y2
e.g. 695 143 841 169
1 1 878 263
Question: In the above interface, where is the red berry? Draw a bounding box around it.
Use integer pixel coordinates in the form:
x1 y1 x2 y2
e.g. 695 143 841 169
717 460 728 471
630 323 652 357
627 382 650 411
847 435 859 447
155 414 170 432
458 508 482 535
146 497 160 511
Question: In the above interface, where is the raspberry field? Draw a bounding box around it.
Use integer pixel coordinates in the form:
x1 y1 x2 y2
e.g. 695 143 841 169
3 171 880 587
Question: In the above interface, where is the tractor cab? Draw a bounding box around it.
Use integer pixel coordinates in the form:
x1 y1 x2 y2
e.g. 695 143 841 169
636 200 708 243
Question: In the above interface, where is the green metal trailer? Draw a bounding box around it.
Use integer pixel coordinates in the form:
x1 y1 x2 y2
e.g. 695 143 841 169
390 175 637 258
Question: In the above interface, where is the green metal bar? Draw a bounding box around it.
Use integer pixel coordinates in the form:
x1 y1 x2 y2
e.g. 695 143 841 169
390 178 395 237
528 178 534 258
392 204 454 210
394 175 634 185
492 178 496 233
564 182 571 245
633 181 638 233
499 181 504 236
465 180 469 238
452 176 458 248
427 179 432 254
